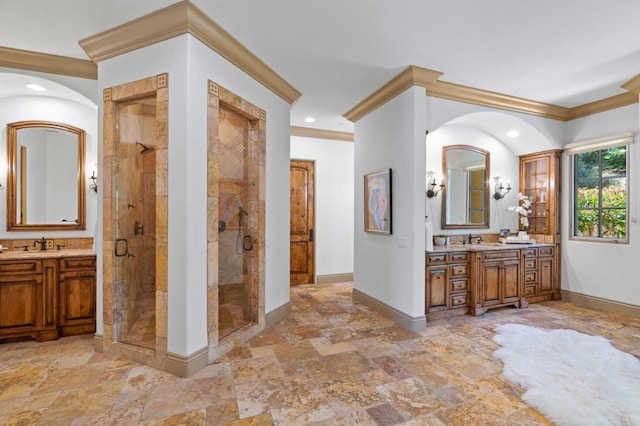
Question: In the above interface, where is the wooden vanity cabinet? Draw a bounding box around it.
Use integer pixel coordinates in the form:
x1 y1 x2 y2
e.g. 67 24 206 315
0 259 58 341
472 249 523 316
520 150 562 237
426 251 470 319
0 255 96 342
58 256 97 337
523 247 556 303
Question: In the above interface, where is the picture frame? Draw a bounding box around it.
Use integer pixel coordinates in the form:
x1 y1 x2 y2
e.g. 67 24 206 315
364 168 392 234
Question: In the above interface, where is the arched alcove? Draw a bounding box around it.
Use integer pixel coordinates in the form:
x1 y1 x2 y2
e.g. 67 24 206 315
426 110 558 234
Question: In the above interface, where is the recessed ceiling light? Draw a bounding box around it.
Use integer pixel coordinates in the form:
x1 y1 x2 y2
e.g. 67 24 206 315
304 116 315 123
507 130 519 138
25 83 46 91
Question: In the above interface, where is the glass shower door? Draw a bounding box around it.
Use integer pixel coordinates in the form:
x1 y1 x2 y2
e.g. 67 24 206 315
217 104 255 338
114 98 157 349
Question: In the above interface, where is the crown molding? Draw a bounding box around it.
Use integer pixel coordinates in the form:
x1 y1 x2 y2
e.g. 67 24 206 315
290 126 354 142
427 80 569 121
343 66 443 122
566 91 638 121
0 46 97 80
621 73 640 94
344 65 640 123
79 0 301 105
78 1 189 63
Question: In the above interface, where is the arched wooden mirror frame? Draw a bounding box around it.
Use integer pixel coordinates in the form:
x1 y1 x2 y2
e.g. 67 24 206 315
6 120 86 231
441 144 490 229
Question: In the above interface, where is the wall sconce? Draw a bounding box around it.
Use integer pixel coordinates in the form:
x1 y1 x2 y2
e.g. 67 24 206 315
426 171 444 198
493 176 511 200
89 171 98 193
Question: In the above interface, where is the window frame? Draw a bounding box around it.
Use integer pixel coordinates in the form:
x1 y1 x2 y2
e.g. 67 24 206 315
569 136 631 244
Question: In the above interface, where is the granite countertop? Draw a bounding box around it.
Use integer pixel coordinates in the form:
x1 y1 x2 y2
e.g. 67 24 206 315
0 248 96 260
427 242 554 253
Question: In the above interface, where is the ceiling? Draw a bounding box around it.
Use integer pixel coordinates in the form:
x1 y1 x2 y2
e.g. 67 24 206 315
2 0 640 133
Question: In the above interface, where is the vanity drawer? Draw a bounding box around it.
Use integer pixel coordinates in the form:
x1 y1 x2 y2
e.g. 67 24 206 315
449 252 470 263
482 250 519 261
523 248 537 257
450 293 469 308
451 279 468 292
59 256 96 272
0 260 42 275
525 271 537 283
525 285 537 297
524 259 537 270
426 253 447 265
450 264 469 278
539 247 554 257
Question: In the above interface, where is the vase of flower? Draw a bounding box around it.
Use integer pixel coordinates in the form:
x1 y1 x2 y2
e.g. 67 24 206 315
508 193 532 235
519 217 528 232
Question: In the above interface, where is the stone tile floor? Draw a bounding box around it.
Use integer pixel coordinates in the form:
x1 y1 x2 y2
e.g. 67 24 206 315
1 281 638 425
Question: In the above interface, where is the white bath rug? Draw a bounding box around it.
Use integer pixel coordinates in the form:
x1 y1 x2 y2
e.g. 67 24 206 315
493 324 640 426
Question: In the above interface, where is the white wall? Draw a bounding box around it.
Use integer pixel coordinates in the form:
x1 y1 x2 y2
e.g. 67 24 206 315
99 34 292 356
426 125 521 234
0 67 99 106
0 95 98 239
562 103 640 306
428 98 565 153
354 86 427 320
290 136 354 278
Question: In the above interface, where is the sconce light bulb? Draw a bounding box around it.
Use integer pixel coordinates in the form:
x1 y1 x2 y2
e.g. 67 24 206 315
493 176 511 200
89 170 98 193
426 173 444 199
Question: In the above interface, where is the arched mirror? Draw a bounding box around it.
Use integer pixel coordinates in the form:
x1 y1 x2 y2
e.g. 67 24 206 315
442 145 490 229
6 121 86 231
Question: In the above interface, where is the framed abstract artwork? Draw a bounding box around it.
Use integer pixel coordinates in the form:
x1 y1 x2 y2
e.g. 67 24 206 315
364 168 392 234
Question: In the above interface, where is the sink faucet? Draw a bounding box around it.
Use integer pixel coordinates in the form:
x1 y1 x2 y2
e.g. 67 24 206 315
467 234 484 244
33 236 48 251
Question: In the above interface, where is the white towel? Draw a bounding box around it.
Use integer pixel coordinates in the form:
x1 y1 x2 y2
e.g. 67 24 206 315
425 222 433 251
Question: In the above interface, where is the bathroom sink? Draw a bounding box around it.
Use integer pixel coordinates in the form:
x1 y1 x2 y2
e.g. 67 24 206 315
447 242 504 248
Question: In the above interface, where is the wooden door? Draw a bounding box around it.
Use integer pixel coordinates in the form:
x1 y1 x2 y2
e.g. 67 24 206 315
538 257 553 294
0 275 43 334
58 271 96 333
290 160 315 284
501 260 521 303
482 262 501 306
426 266 447 312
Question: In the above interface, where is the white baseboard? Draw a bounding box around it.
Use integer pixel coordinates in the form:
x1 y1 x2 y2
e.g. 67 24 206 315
561 290 640 319
352 288 426 332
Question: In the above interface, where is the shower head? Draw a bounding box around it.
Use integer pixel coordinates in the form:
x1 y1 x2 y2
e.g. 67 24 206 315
136 141 155 155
